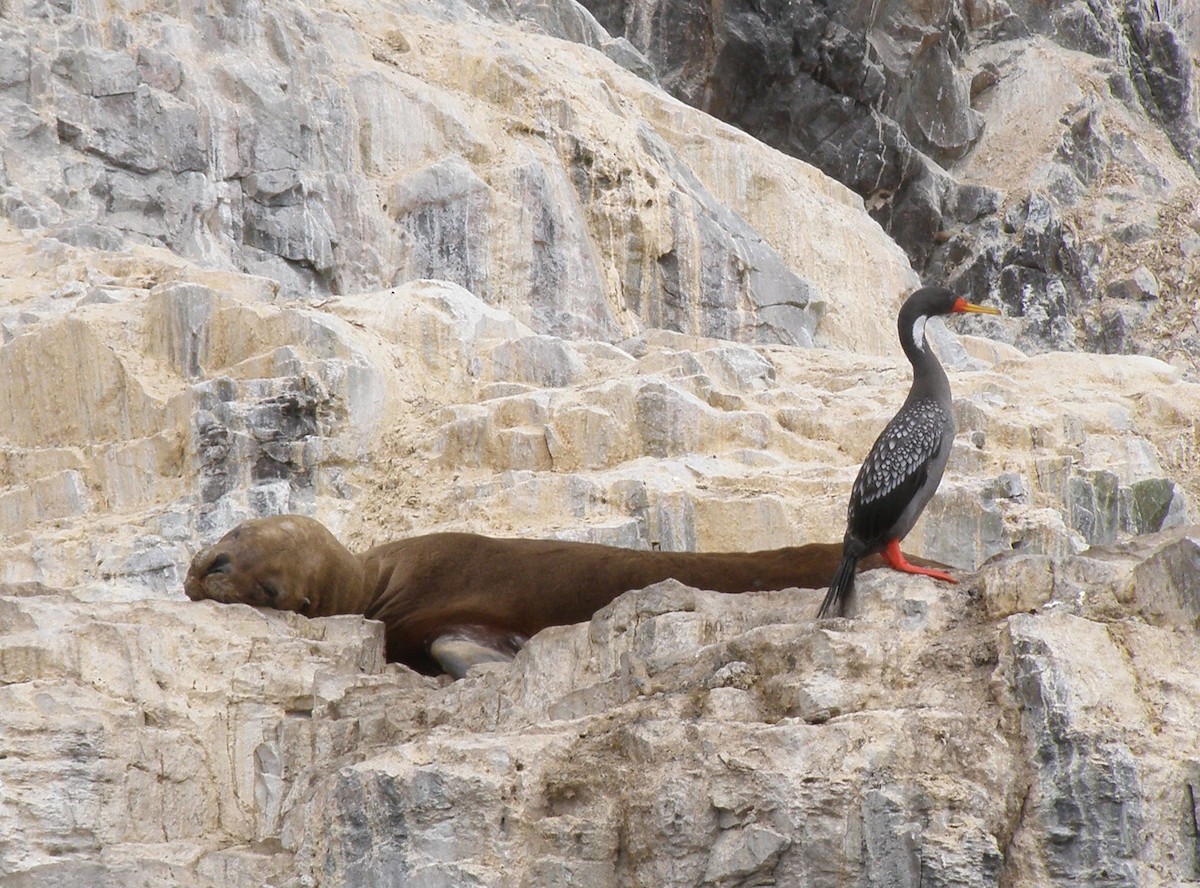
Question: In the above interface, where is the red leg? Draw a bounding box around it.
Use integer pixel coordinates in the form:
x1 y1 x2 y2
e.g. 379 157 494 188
881 539 958 584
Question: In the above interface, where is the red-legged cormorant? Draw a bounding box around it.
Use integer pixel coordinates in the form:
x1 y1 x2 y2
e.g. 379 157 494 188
817 286 1001 618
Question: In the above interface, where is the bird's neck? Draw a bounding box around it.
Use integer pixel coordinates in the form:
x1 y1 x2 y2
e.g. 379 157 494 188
901 315 951 402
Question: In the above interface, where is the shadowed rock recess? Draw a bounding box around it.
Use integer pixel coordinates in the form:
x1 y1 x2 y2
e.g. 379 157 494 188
0 0 1199 885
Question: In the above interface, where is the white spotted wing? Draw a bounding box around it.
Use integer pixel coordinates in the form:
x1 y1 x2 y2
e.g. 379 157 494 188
847 398 951 546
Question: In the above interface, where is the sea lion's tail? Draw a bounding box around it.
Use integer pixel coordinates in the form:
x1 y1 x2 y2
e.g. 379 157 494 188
816 553 857 619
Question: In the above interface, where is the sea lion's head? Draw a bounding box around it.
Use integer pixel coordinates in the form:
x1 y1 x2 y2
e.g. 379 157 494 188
185 515 364 616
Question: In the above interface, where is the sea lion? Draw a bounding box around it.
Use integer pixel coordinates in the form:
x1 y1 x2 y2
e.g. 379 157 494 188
186 515 939 677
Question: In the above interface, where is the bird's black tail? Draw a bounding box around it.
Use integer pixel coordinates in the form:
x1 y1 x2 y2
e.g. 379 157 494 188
817 554 858 619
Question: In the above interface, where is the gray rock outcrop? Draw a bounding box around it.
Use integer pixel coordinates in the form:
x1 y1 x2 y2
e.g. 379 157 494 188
582 0 1200 364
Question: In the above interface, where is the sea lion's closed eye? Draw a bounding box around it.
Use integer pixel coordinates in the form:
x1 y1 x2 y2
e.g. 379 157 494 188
204 552 232 577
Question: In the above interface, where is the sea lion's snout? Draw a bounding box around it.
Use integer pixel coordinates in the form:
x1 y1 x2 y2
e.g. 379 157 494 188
184 546 236 602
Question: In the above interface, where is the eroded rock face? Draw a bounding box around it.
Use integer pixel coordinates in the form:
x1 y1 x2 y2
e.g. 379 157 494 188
0 0 918 349
0 591 417 885
0 254 1197 883
585 0 1200 364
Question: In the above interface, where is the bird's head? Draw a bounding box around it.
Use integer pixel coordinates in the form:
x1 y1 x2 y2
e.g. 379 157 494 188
899 286 1001 353
904 286 1003 318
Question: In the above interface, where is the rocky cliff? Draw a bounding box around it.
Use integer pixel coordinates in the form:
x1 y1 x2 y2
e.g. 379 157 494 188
1 0 1199 885
585 0 1200 363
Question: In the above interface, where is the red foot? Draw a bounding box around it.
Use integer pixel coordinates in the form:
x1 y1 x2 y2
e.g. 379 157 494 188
881 539 958 584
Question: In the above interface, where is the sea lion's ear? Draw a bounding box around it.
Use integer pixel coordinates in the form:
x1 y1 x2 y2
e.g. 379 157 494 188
429 627 527 679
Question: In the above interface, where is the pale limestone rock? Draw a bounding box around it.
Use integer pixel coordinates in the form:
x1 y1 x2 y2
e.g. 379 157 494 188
0 591 404 884
1132 532 1200 628
276 537 1192 886
0 235 1196 576
0 0 893 345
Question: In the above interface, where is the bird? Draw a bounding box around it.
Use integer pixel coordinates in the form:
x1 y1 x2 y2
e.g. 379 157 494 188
817 286 1001 619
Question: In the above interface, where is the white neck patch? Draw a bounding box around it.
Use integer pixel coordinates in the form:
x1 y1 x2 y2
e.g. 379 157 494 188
911 316 927 351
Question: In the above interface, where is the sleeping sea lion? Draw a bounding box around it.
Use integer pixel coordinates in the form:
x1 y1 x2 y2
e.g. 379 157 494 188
185 515 942 677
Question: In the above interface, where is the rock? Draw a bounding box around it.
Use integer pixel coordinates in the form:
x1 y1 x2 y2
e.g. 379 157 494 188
896 33 986 163
702 824 791 885
0 592 399 882
1132 533 1200 629
1052 0 1116 56
977 552 1057 619
10 530 1200 885
585 0 1200 358
580 0 940 260
385 155 494 302
1125 6 1198 166
1105 266 1160 301
999 613 1145 886
0 38 32 94
1121 477 1189 534
1067 468 1121 546
55 85 207 176
916 478 1008 570
51 47 141 98
0 0 876 340
1056 97 1112 188
601 35 657 81
135 46 183 93
949 182 1002 224
1094 302 1150 354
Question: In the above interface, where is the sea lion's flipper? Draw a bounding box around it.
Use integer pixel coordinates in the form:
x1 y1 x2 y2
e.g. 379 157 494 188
429 627 528 679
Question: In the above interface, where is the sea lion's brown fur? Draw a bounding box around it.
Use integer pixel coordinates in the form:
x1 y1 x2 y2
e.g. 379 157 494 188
186 515 941 675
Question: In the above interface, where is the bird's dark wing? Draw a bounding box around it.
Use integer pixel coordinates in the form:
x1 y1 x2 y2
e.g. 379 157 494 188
846 399 950 547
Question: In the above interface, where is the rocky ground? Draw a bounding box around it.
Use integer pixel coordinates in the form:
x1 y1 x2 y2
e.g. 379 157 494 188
4 531 1200 886
1 0 1199 885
